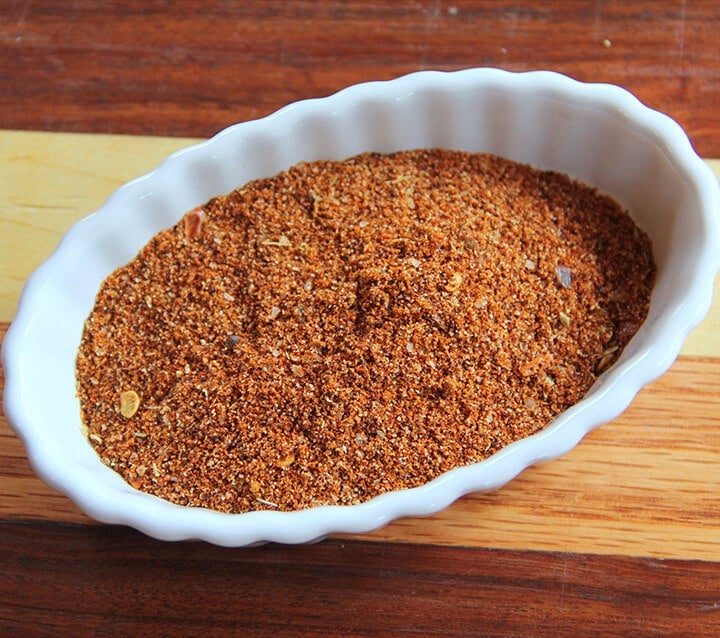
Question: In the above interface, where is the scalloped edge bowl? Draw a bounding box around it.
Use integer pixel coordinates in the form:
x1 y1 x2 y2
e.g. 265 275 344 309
3 68 719 546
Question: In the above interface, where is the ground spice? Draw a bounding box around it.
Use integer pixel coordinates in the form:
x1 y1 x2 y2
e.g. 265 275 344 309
76 149 656 513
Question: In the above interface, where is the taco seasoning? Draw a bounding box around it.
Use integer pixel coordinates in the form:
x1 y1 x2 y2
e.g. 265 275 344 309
76 149 655 513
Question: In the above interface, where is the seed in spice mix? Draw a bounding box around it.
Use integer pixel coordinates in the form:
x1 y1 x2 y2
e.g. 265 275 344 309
119 390 141 418
75 149 656 513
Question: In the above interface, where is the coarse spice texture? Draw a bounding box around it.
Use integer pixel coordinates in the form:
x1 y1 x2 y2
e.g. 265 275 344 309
76 150 656 513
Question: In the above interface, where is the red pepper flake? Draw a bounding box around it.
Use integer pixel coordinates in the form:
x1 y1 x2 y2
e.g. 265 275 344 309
184 207 205 241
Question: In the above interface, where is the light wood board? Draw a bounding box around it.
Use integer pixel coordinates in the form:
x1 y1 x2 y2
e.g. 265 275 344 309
1 130 719 560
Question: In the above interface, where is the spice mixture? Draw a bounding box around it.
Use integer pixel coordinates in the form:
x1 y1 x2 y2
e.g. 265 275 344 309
76 150 655 513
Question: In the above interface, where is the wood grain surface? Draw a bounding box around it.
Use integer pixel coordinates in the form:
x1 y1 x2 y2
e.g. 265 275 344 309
1 2 719 635
2 521 719 636
2 1 720 157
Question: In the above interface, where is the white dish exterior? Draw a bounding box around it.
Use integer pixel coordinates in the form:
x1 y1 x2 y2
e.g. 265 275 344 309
3 68 719 546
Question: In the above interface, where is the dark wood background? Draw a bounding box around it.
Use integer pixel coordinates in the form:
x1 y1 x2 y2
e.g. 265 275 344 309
3 1 719 156
2 2 719 635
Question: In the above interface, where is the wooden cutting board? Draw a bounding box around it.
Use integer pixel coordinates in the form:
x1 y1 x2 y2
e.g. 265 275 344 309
1 129 719 559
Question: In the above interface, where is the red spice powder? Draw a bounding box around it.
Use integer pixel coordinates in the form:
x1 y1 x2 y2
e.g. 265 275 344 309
76 149 655 513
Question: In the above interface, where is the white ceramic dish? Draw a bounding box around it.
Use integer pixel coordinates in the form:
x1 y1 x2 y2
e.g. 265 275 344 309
3 68 719 546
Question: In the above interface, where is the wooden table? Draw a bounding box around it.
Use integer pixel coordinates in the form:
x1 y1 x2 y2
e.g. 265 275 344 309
2 2 719 634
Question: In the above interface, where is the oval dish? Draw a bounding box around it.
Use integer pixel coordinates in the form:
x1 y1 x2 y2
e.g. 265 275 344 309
3 68 719 546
